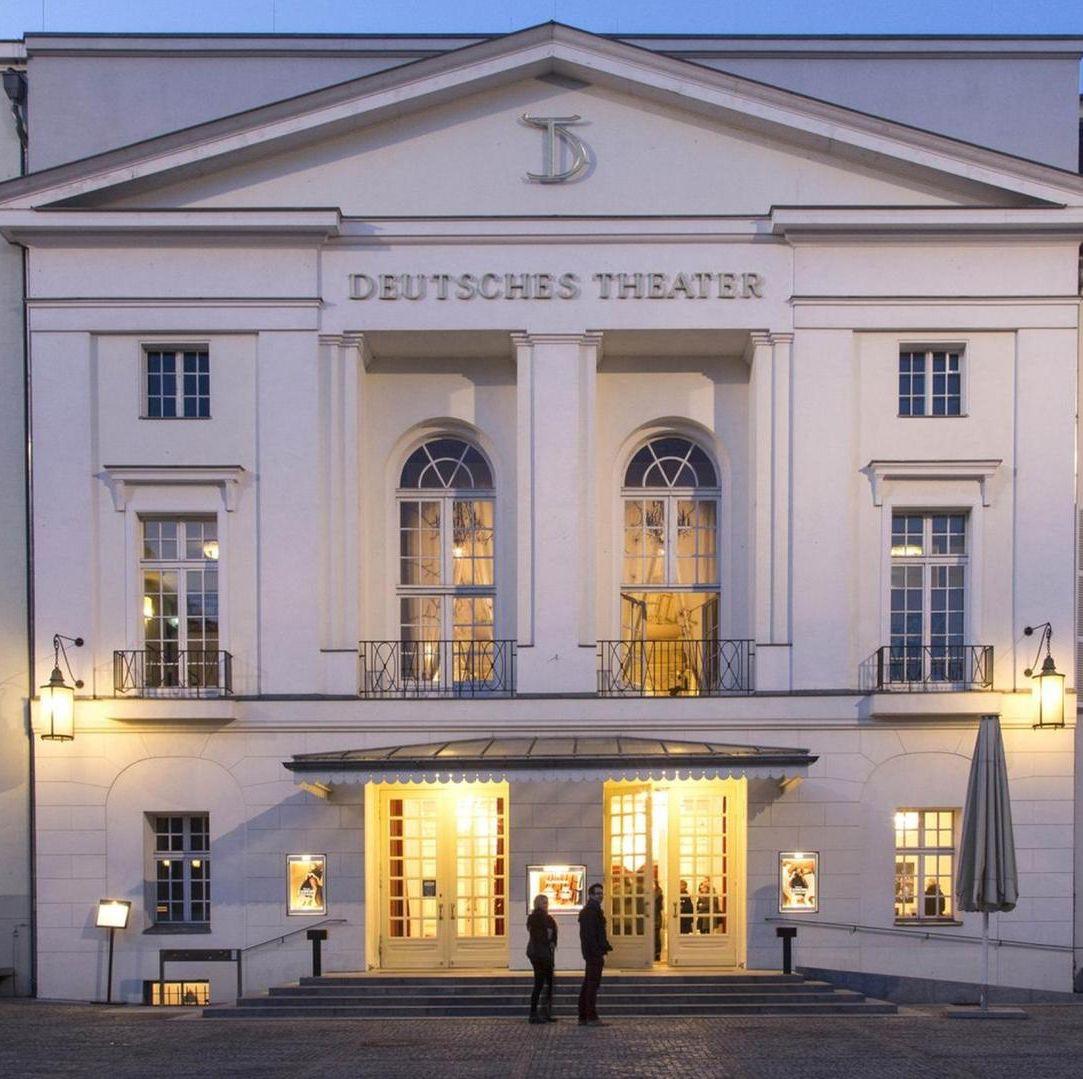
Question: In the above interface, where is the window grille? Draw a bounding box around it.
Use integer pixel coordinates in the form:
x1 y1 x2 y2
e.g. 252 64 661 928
145 348 210 418
894 809 956 921
152 813 210 925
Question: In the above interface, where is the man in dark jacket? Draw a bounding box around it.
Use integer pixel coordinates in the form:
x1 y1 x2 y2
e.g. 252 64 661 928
577 882 612 1025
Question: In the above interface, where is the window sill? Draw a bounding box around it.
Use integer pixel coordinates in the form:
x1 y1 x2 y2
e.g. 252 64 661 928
894 919 964 927
139 416 213 421
895 414 969 420
144 924 212 935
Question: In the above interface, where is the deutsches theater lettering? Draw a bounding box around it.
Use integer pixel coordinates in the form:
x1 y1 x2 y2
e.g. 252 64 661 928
348 271 766 301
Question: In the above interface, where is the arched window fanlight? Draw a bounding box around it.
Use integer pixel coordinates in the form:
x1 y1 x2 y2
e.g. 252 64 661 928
400 437 493 490
624 436 717 489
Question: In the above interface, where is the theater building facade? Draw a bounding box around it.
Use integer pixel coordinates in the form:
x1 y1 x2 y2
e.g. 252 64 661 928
2 24 1081 1003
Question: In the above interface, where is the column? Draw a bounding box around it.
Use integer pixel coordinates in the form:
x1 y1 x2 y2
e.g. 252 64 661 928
513 332 601 693
317 333 364 694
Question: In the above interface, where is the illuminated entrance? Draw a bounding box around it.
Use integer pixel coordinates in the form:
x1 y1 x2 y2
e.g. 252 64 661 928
377 783 508 970
605 779 746 968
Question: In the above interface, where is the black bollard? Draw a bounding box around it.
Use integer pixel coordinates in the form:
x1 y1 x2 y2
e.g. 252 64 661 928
307 928 328 977
775 926 797 975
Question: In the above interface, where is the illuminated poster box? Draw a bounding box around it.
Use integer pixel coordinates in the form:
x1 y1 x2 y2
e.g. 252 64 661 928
287 854 327 916
526 865 586 913
778 852 819 913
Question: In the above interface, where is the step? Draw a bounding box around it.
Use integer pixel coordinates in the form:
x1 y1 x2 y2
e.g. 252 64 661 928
205 1000 898 1019
247 990 867 1008
272 981 840 998
298 973 808 987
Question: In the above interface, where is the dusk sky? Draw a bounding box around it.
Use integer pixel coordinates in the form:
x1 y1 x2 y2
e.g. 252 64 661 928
2 0 1082 38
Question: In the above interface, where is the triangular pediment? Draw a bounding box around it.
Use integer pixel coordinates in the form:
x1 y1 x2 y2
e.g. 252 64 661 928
1 23 1081 216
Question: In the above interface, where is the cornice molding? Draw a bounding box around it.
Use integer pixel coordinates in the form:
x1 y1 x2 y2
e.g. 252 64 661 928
864 458 1002 506
101 464 249 512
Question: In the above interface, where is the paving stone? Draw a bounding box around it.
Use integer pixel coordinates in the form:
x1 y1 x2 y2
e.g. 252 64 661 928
2 999 1083 1078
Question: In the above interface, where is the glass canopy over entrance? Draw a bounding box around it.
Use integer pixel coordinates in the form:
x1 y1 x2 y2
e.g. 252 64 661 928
285 736 816 788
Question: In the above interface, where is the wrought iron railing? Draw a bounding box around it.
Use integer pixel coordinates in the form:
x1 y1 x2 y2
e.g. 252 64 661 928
114 649 233 697
358 639 516 698
597 639 754 697
874 644 993 691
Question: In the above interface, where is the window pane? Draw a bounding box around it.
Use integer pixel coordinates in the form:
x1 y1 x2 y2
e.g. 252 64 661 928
399 500 441 586
676 499 717 586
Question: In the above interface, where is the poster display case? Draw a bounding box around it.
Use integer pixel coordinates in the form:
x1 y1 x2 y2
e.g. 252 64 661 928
526 865 586 912
778 852 818 913
287 854 327 915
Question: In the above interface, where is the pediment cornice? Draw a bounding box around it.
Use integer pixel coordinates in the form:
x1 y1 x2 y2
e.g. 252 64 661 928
1 23 1082 212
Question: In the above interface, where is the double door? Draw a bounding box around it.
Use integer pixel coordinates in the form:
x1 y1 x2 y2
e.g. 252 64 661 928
379 784 508 969
605 780 744 968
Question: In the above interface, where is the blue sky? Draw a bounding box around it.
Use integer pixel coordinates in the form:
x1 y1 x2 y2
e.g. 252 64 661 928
1 0 1082 38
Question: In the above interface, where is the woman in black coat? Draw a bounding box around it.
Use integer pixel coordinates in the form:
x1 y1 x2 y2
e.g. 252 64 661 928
526 894 559 1023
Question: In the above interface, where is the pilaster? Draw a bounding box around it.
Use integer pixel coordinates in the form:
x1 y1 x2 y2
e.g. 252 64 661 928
513 332 601 692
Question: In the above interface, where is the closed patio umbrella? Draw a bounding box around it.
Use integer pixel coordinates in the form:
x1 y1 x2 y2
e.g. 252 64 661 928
955 714 1019 1014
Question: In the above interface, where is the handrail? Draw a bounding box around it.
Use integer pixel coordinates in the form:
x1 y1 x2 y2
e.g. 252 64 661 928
765 915 1072 954
240 917 347 955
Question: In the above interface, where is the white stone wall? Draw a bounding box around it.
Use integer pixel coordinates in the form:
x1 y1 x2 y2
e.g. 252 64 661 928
11 41 1081 1001
31 720 1075 1001
0 74 29 994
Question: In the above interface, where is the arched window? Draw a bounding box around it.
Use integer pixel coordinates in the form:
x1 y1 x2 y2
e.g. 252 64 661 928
619 436 720 695
397 437 495 687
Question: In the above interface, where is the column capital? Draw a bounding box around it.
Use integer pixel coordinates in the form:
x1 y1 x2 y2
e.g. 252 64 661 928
318 332 372 368
511 332 603 364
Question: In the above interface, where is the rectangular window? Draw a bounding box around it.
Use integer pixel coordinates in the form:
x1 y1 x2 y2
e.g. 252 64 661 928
145 348 210 418
894 809 955 921
152 813 210 925
141 517 220 690
898 349 962 416
889 513 967 683
144 981 210 1006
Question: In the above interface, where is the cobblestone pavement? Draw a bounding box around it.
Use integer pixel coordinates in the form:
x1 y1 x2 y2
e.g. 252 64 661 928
3 1000 1083 1078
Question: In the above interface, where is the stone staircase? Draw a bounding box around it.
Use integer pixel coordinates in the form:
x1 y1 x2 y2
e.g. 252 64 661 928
203 971 897 1019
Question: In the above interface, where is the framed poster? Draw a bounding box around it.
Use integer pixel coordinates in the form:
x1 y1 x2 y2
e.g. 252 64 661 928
778 852 819 913
287 854 327 915
526 865 587 913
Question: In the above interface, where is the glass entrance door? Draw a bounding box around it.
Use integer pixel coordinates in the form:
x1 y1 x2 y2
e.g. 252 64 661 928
666 783 740 968
604 779 744 969
379 784 508 969
604 784 653 969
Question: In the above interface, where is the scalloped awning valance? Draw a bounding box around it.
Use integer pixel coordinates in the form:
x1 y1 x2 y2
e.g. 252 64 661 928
285 735 817 790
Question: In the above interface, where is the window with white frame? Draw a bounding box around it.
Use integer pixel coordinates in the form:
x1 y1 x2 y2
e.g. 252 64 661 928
898 348 963 416
889 513 967 683
619 437 721 695
145 348 210 418
396 438 495 686
894 809 956 921
141 517 221 690
151 813 210 926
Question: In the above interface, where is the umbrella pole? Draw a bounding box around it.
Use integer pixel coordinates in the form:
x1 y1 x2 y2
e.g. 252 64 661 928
981 911 989 1011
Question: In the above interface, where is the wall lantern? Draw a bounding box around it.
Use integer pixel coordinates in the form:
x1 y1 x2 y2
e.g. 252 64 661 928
95 899 132 1005
39 633 84 742
1024 623 1065 729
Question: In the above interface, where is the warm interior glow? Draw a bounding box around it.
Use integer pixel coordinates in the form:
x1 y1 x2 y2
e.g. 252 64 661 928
890 544 923 557
1037 667 1065 727
39 678 75 741
143 595 155 619
202 540 219 560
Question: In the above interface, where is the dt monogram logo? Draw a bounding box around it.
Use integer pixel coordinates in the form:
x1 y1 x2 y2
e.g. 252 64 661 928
521 114 589 183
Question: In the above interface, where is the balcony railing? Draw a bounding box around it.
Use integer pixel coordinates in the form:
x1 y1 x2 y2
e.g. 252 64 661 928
113 649 233 697
874 644 993 691
597 639 754 697
359 639 516 698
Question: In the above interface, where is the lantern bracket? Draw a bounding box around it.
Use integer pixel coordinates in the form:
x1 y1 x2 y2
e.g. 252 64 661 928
1022 623 1053 678
51 633 85 689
